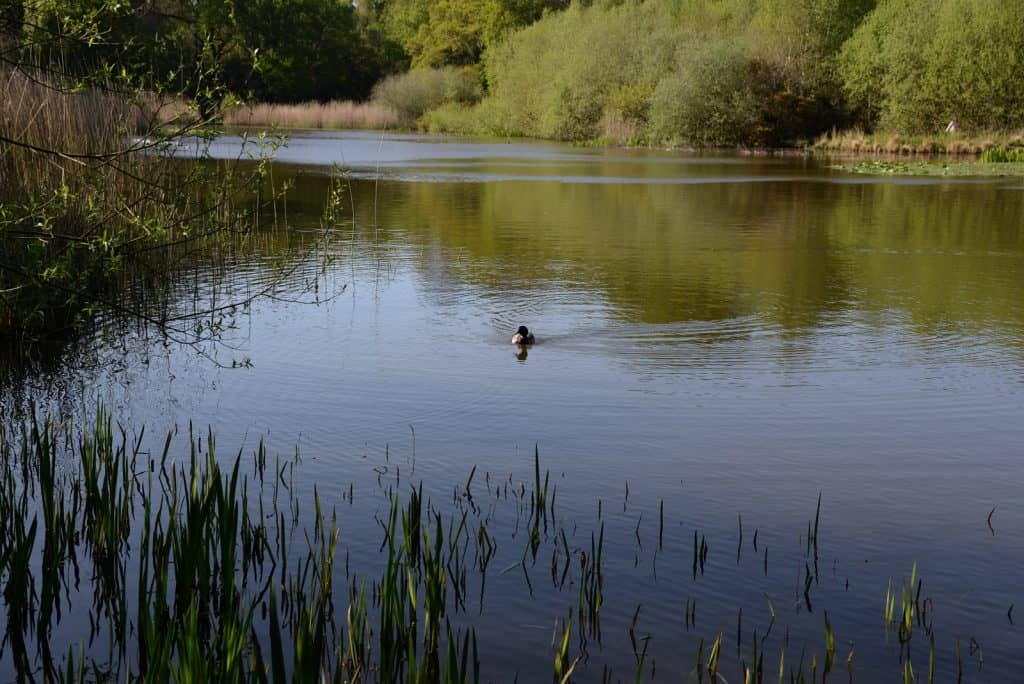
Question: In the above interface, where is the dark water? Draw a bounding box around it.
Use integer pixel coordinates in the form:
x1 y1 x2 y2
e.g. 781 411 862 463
4 131 1024 680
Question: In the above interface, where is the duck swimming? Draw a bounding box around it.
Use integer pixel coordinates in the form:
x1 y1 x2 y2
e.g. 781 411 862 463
512 325 535 345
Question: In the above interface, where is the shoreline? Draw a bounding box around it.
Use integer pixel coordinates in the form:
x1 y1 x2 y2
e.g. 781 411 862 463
214 119 1024 177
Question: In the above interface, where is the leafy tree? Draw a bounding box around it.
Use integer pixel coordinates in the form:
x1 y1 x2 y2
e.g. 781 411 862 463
746 0 876 91
12 0 394 105
398 0 569 68
405 0 493 67
377 0 432 56
649 41 763 147
840 0 1024 132
223 0 378 102
838 0 934 129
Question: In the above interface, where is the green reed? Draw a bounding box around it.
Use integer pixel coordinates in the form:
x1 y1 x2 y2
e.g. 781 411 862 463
552 612 577 683
0 406 1007 682
0 409 482 682
981 148 1024 163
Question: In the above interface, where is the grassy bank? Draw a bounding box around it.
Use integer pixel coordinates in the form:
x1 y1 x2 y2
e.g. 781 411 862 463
0 404 1002 681
816 129 1024 176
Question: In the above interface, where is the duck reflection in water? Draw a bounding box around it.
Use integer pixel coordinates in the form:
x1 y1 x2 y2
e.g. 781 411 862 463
512 325 534 362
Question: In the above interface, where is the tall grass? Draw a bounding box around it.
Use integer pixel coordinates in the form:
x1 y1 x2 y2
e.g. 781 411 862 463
981 148 1024 163
1 67 277 338
98 70 482 133
224 100 401 130
814 128 1024 156
0 402 1002 681
0 408 488 681
1 69 170 332
1 68 159 219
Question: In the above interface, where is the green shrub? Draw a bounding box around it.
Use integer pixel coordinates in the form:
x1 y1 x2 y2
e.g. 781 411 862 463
482 3 681 141
371 66 482 123
648 41 764 147
423 101 483 134
0 69 258 336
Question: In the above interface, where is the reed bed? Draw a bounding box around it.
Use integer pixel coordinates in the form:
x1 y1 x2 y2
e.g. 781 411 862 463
1 69 156 216
1 68 281 338
1 68 169 333
813 129 1024 156
981 148 1024 163
224 101 401 130
0 405 1003 682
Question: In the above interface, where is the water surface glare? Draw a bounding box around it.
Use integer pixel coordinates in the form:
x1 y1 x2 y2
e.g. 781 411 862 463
8 130 1024 681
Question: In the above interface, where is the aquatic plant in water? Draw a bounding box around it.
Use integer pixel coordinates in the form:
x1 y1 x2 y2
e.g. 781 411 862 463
0 407 1007 681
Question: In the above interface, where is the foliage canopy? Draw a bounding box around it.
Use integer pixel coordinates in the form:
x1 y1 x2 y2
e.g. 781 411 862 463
839 0 1024 132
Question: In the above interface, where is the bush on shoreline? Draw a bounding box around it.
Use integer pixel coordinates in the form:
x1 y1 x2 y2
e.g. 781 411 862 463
1 70 173 333
371 66 482 124
648 41 760 148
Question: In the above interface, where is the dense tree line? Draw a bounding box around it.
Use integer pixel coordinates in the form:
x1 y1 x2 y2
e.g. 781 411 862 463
406 0 1024 145
467 0 881 145
1 0 571 104
2 0 398 104
4 0 1023 135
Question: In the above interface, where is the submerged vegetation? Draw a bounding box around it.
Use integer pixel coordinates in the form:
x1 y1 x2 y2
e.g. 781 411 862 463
0 405 1009 680
831 159 1024 177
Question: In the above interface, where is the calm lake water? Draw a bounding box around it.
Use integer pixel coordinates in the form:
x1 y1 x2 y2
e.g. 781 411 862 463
4 131 1023 681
